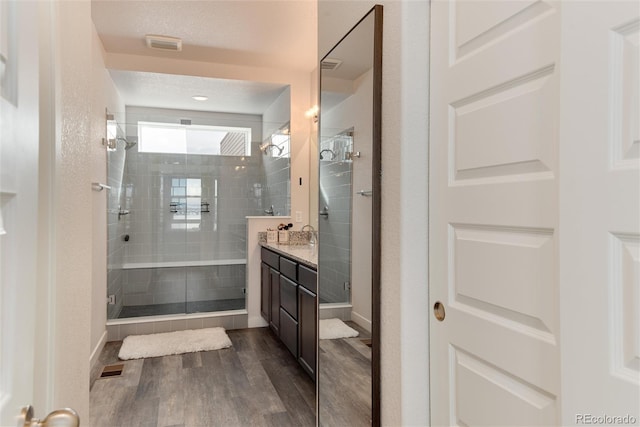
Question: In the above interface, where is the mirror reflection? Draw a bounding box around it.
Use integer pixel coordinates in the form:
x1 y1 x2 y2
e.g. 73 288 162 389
318 8 379 426
105 71 291 320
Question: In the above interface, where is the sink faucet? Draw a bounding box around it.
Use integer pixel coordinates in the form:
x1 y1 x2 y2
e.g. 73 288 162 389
301 224 317 245
264 205 274 216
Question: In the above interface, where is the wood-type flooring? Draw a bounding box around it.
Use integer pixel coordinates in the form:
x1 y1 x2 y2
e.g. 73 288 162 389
90 323 372 427
318 321 372 427
90 327 315 427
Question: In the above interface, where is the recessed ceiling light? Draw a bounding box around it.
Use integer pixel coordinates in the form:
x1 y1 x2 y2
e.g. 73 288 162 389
192 95 208 101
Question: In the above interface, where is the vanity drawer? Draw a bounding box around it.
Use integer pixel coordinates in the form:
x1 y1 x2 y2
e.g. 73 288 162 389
279 257 297 281
261 247 279 269
280 275 298 320
280 308 298 358
298 265 317 294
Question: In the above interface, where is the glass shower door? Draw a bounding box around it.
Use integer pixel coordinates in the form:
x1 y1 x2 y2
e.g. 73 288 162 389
183 121 259 314
107 112 190 319
318 130 354 305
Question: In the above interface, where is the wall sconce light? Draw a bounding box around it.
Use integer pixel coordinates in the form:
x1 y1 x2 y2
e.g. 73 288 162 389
305 105 319 123
0 209 6 236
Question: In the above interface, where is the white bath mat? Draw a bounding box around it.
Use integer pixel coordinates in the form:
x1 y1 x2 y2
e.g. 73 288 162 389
118 327 232 360
319 318 359 340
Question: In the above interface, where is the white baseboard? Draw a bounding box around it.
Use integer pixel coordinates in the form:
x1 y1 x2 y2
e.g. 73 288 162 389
351 311 372 333
90 330 107 370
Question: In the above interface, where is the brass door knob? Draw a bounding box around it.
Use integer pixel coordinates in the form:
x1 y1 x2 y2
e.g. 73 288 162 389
18 405 80 427
433 301 445 321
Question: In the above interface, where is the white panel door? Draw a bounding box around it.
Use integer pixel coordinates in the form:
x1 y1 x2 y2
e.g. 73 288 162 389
0 1 41 424
429 1 561 425
559 1 639 424
430 1 640 425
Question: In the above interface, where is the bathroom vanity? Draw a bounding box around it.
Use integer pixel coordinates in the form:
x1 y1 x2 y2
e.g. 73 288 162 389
260 243 317 380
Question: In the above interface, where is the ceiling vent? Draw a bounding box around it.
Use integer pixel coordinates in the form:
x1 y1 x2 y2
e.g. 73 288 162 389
321 58 342 71
145 34 182 51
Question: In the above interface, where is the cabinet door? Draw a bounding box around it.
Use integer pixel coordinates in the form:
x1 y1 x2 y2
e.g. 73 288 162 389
298 285 317 379
269 268 280 335
280 308 298 358
260 262 270 322
280 275 298 320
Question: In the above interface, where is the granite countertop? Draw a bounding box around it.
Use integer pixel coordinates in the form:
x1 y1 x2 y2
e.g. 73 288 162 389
260 242 318 270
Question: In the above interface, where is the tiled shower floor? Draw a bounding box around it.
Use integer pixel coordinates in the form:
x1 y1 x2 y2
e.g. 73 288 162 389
117 298 245 319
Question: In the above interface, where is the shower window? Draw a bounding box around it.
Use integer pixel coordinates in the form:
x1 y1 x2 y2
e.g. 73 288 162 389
137 121 252 156
171 178 202 230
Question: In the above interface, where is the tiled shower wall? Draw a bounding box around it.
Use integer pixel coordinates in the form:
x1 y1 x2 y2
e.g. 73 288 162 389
121 264 246 306
104 107 279 314
262 152 291 216
121 107 266 266
320 70 374 324
318 155 352 304
262 87 291 216
121 148 265 264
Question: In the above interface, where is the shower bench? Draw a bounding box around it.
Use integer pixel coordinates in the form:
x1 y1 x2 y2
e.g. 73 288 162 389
120 259 246 269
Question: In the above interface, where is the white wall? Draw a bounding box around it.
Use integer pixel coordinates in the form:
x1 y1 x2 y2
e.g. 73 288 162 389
90 24 125 368
52 0 93 417
309 68 320 230
318 1 430 425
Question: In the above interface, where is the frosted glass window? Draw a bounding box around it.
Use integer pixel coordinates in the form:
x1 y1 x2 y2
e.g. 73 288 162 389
138 122 251 156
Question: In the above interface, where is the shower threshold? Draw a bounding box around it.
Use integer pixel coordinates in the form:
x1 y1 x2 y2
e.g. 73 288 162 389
117 298 245 319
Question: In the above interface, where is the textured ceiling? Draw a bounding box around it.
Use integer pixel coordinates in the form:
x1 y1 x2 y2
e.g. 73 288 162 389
92 1 309 114
92 0 317 72
322 11 373 81
108 70 289 115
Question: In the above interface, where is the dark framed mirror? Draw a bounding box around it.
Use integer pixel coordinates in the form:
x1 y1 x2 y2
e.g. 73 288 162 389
317 5 382 426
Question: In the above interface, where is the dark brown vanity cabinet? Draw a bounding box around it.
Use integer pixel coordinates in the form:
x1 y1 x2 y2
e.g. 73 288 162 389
260 262 270 320
260 248 281 335
260 247 317 380
269 268 280 334
297 283 316 376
